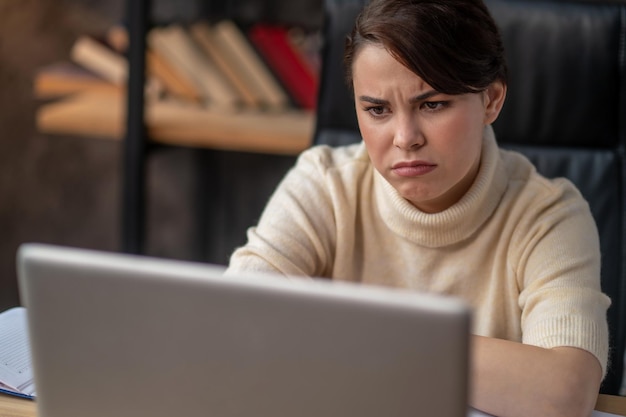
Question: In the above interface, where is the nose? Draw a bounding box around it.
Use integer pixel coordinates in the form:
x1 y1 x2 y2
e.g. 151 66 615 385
392 115 425 150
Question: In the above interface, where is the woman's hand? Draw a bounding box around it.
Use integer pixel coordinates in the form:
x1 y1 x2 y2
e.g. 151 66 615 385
470 335 602 417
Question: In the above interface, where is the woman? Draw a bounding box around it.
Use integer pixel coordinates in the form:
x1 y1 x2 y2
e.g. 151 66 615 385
227 0 610 416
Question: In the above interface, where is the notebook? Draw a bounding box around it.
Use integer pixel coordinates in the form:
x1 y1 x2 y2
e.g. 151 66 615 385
17 243 471 417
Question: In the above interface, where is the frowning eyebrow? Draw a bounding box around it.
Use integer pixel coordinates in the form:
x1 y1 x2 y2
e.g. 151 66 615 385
358 90 440 104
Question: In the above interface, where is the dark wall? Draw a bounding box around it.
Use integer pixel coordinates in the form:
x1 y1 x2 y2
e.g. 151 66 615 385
0 0 323 311
80 0 324 27
201 0 323 27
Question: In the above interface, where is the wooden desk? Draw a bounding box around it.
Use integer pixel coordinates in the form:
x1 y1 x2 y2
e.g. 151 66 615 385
1 392 625 417
596 394 626 415
0 393 36 417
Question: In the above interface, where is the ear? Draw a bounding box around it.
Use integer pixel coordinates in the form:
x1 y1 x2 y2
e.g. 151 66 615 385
483 81 507 125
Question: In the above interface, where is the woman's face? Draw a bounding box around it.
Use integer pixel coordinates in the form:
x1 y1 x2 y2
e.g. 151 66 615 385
352 44 506 213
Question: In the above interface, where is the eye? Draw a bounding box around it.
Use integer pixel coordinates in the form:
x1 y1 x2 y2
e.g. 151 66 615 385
421 101 448 111
364 105 388 118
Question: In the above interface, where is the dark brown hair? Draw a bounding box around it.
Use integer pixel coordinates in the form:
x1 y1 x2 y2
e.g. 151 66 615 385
344 0 508 94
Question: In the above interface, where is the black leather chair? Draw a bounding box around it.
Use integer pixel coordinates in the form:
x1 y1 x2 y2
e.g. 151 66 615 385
314 0 626 395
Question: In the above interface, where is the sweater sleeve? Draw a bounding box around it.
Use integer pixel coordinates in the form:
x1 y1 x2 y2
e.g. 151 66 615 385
226 147 339 277
514 178 610 376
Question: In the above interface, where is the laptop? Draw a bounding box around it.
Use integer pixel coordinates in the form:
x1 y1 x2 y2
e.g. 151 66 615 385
17 243 471 417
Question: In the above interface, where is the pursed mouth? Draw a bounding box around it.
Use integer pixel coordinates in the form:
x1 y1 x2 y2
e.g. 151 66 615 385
391 161 437 177
392 161 435 169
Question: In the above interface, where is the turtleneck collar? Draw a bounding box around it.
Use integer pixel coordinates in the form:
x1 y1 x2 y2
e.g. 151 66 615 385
373 125 508 248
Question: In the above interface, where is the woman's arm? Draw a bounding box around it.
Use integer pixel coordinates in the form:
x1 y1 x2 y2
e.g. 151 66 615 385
474 180 609 417
227 146 345 277
470 335 602 417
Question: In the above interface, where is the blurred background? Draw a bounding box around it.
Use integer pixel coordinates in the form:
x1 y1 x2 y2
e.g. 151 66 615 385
0 0 324 311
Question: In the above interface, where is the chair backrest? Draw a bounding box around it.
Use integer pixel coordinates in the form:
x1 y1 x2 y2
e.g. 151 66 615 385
313 0 626 395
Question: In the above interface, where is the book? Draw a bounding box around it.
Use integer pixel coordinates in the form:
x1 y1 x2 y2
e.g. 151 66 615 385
0 307 35 399
211 20 290 110
248 23 319 110
106 25 201 103
148 24 241 109
145 49 202 102
34 61 122 99
189 21 259 108
70 35 128 86
70 34 162 99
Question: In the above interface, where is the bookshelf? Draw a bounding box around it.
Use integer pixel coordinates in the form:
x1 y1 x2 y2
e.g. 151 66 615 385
85 0 318 255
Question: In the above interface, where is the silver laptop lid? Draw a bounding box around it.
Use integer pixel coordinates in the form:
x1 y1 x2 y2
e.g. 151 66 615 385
18 243 471 417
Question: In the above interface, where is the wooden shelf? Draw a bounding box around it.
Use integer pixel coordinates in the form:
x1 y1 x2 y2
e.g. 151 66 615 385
36 93 314 155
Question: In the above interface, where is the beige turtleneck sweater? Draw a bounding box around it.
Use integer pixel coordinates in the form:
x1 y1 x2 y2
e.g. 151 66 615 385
227 126 610 374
